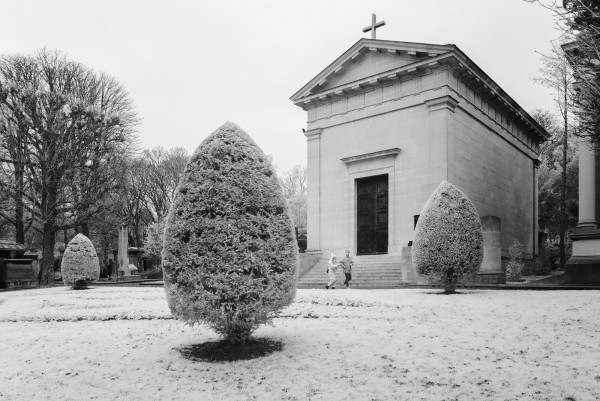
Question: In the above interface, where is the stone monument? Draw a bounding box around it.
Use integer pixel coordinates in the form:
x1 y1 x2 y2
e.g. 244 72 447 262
476 216 505 284
118 224 130 276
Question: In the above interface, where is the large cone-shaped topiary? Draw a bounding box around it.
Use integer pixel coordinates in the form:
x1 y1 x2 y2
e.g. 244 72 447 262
162 122 299 343
412 180 483 293
61 234 100 289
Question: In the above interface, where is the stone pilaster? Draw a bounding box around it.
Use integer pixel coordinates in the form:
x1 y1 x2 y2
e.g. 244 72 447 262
305 128 322 252
565 139 600 284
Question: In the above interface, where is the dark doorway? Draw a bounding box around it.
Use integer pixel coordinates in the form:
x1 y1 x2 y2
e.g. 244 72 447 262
356 174 388 255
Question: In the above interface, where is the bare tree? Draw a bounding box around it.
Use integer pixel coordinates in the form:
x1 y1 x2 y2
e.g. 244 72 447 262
534 42 576 268
0 49 138 286
527 0 600 147
142 146 188 222
123 147 188 247
278 165 307 229
531 109 579 243
0 55 39 244
65 72 139 237
279 165 307 198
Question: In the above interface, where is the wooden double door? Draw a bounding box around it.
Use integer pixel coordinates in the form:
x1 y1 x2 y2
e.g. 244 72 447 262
356 174 388 255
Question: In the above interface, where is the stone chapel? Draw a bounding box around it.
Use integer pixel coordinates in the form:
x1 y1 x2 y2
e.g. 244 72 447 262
291 34 549 285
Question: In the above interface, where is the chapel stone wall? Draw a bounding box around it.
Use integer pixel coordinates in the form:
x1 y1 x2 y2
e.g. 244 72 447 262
448 106 535 258
314 100 447 256
302 61 541 259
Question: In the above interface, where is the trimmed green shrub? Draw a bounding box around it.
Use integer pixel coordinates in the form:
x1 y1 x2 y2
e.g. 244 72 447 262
61 234 100 289
412 180 483 293
506 240 524 282
162 122 299 343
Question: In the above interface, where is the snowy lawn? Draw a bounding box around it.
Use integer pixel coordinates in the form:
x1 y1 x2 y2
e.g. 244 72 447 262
1 287 599 401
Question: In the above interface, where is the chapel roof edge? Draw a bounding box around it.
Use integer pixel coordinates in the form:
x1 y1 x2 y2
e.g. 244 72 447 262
290 39 549 142
289 38 453 102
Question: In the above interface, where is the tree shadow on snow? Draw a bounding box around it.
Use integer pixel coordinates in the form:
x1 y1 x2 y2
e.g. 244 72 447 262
178 338 283 362
423 290 478 295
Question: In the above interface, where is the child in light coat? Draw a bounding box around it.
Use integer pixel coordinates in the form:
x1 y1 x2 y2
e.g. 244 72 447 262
326 254 340 289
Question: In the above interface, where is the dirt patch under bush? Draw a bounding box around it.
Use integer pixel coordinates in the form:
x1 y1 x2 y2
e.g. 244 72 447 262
178 338 283 362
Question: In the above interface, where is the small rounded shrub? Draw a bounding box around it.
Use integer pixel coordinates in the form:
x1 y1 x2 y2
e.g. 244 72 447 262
162 122 299 343
61 234 100 289
412 180 483 293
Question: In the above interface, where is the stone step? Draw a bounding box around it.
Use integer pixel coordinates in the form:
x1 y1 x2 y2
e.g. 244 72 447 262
297 253 412 289
302 270 402 278
302 268 403 275
301 276 403 282
297 283 404 289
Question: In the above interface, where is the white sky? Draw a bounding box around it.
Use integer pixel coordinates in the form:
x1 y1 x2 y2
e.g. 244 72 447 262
1 0 560 172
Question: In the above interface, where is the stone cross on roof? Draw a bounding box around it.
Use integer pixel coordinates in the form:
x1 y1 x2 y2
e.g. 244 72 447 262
362 13 385 39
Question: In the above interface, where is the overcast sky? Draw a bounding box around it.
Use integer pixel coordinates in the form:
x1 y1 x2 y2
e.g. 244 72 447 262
2 0 560 172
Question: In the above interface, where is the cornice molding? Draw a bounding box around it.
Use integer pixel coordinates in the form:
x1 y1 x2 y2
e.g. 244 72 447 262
341 148 401 164
425 95 459 113
304 128 322 140
295 53 452 109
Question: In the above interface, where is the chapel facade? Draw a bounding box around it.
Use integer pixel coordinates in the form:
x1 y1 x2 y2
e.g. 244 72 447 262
291 38 549 279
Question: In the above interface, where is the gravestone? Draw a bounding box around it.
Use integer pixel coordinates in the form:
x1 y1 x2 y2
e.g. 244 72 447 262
476 216 506 284
118 225 130 276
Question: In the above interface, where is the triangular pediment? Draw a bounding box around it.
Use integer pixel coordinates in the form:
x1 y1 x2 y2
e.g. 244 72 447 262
290 39 454 102
319 51 423 91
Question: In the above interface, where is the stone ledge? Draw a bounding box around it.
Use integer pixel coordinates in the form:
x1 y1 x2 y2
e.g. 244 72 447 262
425 94 459 113
341 148 400 164
570 228 600 240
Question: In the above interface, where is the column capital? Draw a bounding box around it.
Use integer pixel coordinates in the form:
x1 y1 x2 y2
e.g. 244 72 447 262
425 95 459 113
304 128 322 141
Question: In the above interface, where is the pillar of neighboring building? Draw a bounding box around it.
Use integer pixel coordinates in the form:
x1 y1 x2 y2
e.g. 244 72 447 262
565 139 600 284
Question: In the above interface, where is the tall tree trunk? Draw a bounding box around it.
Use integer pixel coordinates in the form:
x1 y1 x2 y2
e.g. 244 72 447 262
39 186 58 287
40 223 56 287
559 91 568 270
13 165 25 244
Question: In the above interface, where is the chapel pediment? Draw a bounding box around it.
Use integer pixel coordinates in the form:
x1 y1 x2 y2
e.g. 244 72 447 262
319 50 426 91
290 39 453 103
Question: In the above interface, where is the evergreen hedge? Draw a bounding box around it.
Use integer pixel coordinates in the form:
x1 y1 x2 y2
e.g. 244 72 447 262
61 234 100 289
162 122 299 343
412 180 483 293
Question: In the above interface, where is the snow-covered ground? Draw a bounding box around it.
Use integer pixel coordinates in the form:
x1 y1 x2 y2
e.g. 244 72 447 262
1 286 599 400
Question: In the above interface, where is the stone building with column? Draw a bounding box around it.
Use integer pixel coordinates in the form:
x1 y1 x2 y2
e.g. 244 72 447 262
291 37 549 285
565 132 600 283
562 41 600 284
